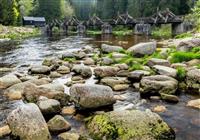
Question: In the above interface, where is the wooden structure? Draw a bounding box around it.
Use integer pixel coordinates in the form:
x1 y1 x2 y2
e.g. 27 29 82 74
23 17 46 27
46 9 185 35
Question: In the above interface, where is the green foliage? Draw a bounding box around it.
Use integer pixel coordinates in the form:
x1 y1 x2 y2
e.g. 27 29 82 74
170 51 200 63
63 57 76 63
129 63 143 71
87 30 102 35
192 47 200 53
176 67 186 81
151 25 172 39
175 32 193 39
197 64 200 69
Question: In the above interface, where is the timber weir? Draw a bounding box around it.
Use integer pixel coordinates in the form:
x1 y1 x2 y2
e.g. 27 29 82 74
46 9 187 35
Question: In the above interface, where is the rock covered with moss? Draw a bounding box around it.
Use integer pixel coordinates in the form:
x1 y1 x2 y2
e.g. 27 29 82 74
86 110 175 140
186 68 200 93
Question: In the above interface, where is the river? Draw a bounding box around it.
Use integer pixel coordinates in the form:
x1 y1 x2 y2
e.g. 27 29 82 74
0 34 199 140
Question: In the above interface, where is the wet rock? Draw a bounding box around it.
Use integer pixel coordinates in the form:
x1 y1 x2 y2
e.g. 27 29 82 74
57 66 70 74
37 98 61 115
150 96 161 101
160 93 179 103
186 69 200 93
83 58 95 65
7 103 51 140
28 78 51 86
153 105 167 113
117 70 129 77
101 44 123 53
101 57 114 65
114 63 129 70
127 42 157 57
82 45 95 53
128 70 151 81
4 82 34 100
112 53 127 61
19 75 38 82
177 38 200 52
187 99 200 109
147 58 170 67
58 132 80 140
140 75 178 97
72 65 92 78
94 66 119 78
42 57 60 67
0 74 21 89
61 106 76 115
71 76 84 81
133 83 140 90
0 125 11 138
70 84 115 109
29 65 51 75
61 52 75 60
47 115 71 133
153 65 177 78
171 63 187 69
100 77 129 91
186 59 200 66
50 71 62 78
87 109 175 140
74 51 86 59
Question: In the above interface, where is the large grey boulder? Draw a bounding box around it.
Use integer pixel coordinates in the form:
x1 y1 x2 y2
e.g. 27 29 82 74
153 65 177 78
29 65 51 75
87 110 175 140
147 58 170 67
101 44 123 53
7 103 51 140
0 74 21 89
94 66 119 78
140 75 178 97
127 42 156 57
37 98 61 115
70 84 115 109
177 38 200 52
72 65 92 78
186 69 200 93
57 66 70 74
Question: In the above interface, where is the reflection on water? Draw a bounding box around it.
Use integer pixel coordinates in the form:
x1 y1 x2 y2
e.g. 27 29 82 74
0 34 199 140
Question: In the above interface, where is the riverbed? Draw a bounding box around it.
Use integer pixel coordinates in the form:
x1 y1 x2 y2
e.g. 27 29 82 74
0 34 199 140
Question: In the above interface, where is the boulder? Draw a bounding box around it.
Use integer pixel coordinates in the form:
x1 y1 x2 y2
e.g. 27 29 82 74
28 78 51 86
171 63 187 69
47 115 71 133
152 105 167 113
147 58 170 67
186 59 200 66
29 65 51 75
128 70 151 81
114 63 129 70
50 71 62 78
87 110 175 140
58 132 80 140
177 38 200 52
42 57 60 67
186 69 200 93
112 53 127 61
37 98 61 115
127 42 156 57
7 103 51 140
140 75 178 97
0 125 11 138
160 93 179 103
101 44 123 53
70 84 115 109
94 66 119 78
83 58 95 65
73 51 86 59
100 77 129 91
0 74 21 89
72 65 92 78
153 65 177 78
57 66 70 74
101 57 114 65
187 99 200 109
61 52 75 60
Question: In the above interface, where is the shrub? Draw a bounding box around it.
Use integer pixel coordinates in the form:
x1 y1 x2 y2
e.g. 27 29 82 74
151 25 172 39
170 52 200 63
176 67 186 81
175 32 193 39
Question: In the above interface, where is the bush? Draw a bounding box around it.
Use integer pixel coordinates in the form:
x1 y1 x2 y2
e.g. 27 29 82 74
176 67 186 81
175 32 193 39
170 52 200 63
151 25 172 39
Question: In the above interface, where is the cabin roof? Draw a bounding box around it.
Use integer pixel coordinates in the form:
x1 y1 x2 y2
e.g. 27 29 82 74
23 17 46 22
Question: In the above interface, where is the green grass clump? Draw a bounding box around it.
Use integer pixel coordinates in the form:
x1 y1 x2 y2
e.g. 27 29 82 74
192 47 200 53
151 25 172 39
197 64 200 69
176 67 186 81
175 32 193 39
87 30 102 35
170 52 200 63
63 58 76 63
129 63 143 71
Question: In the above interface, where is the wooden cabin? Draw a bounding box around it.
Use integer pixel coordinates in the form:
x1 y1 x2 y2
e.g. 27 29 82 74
22 17 46 27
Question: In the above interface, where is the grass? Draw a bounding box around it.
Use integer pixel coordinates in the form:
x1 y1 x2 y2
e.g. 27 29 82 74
197 64 200 69
151 25 172 39
63 57 76 63
0 25 40 40
170 51 200 63
87 30 102 35
175 32 193 39
176 67 186 81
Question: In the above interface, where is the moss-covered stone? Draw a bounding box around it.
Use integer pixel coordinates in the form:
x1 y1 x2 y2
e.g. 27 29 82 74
86 110 175 140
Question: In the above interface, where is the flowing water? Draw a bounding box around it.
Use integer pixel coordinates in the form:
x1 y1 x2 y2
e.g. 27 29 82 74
0 34 199 140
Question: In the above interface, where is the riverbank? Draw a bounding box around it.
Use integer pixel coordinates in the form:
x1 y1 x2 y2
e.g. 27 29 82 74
0 33 199 139
0 25 41 40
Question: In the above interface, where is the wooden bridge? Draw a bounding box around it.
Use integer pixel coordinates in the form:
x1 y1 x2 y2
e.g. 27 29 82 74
46 9 186 35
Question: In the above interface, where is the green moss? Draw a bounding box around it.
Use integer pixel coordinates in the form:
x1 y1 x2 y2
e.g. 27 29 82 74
129 63 144 71
176 67 186 81
170 51 200 63
175 32 193 39
63 58 76 63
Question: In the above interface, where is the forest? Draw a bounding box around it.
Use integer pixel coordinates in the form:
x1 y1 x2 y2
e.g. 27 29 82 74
0 0 197 25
